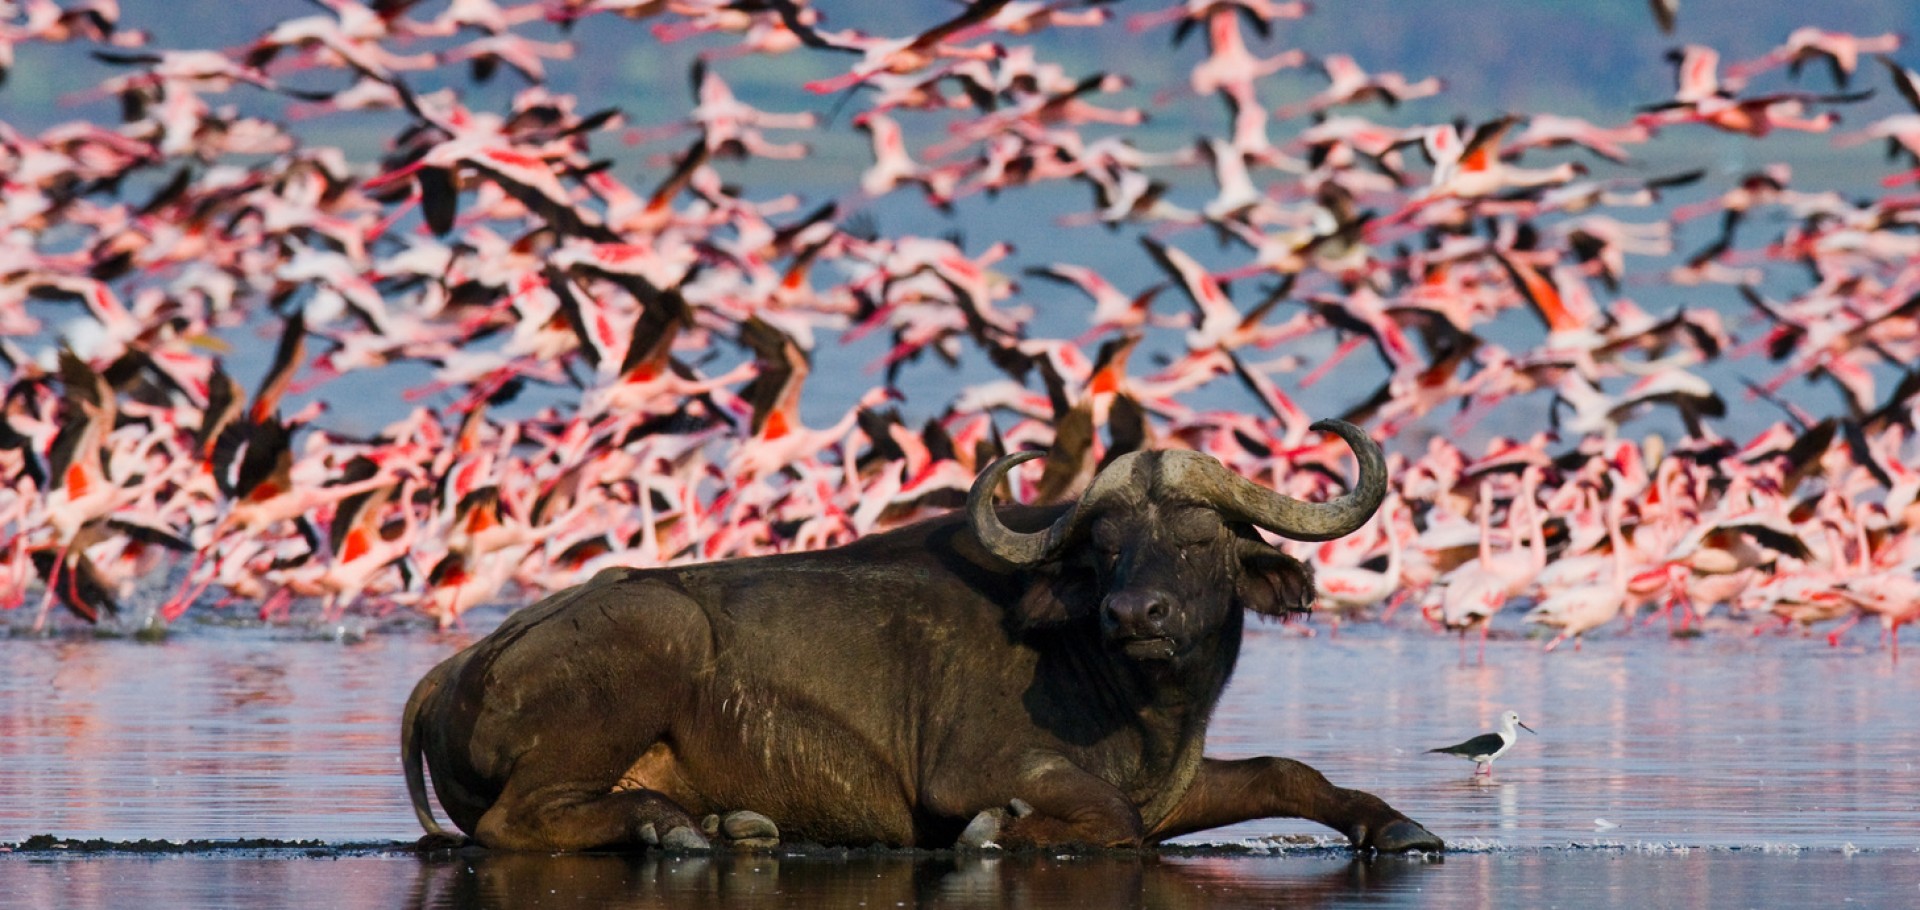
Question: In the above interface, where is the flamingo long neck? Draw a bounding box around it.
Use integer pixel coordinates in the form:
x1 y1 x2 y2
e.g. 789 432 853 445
1520 473 1545 569
1382 506 1404 581
1606 493 1629 594
1476 484 1495 564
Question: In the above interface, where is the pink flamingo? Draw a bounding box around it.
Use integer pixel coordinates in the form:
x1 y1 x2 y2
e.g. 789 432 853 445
1726 28 1901 89
1187 5 1304 155
1127 0 1310 36
1430 469 1546 663
244 0 437 77
728 319 890 482
1420 117 1581 201
1526 491 1631 652
1312 500 1406 634
412 0 549 37
1834 56 1920 162
313 479 423 620
1277 53 1442 120
1637 46 1866 138
440 32 574 84
1510 113 1652 163
1835 568 1920 660
1024 262 1174 341
850 111 962 204
689 61 816 159
770 0 1008 95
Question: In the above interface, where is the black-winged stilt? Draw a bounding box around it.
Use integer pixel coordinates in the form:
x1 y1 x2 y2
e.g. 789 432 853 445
1428 710 1535 777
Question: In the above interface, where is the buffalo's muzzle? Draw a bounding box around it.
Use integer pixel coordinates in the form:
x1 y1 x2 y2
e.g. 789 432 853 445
1104 590 1174 658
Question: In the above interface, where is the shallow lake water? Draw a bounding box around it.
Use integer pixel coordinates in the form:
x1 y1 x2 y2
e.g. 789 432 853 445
8 848 1920 910
2 619 1917 907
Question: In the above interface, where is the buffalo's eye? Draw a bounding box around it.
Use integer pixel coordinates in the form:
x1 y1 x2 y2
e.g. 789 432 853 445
1090 522 1124 569
1167 507 1222 546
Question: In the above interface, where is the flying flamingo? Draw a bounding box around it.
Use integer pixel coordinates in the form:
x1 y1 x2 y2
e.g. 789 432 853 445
1024 262 1174 341
1834 56 1920 165
1639 45 1871 138
768 0 1009 95
1277 53 1442 120
439 32 575 83
410 0 549 37
312 479 423 620
689 61 816 160
29 351 136 626
1186 5 1304 155
364 85 608 238
728 318 891 482
1510 113 1652 163
1127 0 1310 36
1725 28 1902 89
243 0 437 78
1420 116 1582 201
851 111 963 204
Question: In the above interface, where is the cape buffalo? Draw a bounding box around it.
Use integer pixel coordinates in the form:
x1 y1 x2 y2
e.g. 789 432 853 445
402 418 1442 853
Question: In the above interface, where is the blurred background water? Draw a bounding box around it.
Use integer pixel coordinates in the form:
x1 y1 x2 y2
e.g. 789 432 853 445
2 620 1914 849
4 622 1919 907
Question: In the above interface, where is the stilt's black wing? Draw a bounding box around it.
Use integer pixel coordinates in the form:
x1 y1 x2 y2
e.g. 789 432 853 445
1428 732 1503 758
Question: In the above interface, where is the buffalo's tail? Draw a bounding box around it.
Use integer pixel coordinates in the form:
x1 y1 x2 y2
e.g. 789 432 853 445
402 659 461 842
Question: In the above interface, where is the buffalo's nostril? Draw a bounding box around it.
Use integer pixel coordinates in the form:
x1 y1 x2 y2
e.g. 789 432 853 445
1105 592 1173 636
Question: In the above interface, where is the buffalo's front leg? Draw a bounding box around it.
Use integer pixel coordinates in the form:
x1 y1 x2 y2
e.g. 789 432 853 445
1148 757 1442 852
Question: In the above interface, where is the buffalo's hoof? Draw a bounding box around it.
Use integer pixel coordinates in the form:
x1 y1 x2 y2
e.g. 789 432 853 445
721 810 780 848
957 809 1004 848
660 825 712 852
1355 818 1444 853
957 798 1034 849
413 831 469 851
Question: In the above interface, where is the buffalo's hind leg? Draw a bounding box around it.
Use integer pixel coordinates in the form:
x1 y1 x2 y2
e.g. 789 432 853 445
474 759 710 852
943 752 1147 849
1149 757 1443 852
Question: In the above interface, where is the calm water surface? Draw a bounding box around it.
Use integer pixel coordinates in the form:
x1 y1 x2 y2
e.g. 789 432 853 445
4 620 1916 848
2 621 1917 907
8 850 1920 910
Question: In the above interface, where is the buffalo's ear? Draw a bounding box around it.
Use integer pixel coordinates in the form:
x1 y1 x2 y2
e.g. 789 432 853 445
1235 538 1315 619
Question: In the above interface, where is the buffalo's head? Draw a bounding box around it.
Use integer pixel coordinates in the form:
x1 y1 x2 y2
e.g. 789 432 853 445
967 419 1386 663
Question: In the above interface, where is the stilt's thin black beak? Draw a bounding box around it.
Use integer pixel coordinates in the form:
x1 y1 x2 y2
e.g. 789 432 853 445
1518 721 1537 735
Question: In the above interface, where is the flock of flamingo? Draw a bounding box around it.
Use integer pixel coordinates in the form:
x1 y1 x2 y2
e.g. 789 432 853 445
3 0 1920 658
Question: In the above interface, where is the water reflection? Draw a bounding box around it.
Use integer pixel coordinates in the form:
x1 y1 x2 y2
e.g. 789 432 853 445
8 848 1919 910
407 851 1433 910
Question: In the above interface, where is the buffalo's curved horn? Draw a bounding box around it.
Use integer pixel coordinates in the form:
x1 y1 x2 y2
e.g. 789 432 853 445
1160 419 1387 542
967 450 1145 566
